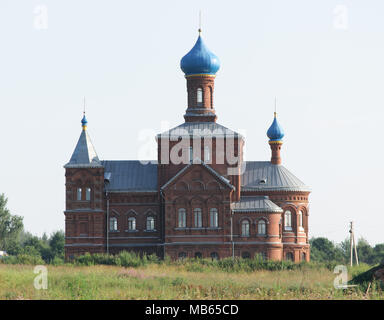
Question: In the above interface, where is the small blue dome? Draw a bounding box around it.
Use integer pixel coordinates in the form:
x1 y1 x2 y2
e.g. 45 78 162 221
81 114 88 127
267 113 284 141
180 34 220 76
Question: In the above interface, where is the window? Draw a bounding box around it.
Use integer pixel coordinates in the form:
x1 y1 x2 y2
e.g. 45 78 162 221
194 252 202 259
258 220 266 235
178 252 187 260
210 208 218 228
194 208 202 228
178 208 186 228
204 146 210 162
301 252 306 262
242 251 251 259
286 252 294 261
77 188 82 201
210 252 219 260
197 88 203 104
298 210 303 229
146 217 155 231
85 188 91 201
284 211 292 231
241 220 250 237
128 217 136 231
109 217 117 231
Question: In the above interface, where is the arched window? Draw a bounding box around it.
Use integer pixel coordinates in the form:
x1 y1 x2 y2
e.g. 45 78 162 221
241 220 250 237
301 252 306 262
194 208 202 228
195 252 202 259
197 88 203 104
298 210 303 229
204 146 210 162
109 217 117 231
242 251 251 259
210 208 218 228
286 252 294 261
85 188 91 201
258 220 266 235
284 211 292 231
178 252 187 260
77 188 82 201
178 208 186 228
210 252 219 260
146 217 155 231
128 217 136 231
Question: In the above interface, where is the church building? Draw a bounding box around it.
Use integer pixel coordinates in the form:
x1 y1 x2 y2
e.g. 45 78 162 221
64 29 311 262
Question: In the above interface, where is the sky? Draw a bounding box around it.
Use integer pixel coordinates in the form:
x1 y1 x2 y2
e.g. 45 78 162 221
0 0 383 245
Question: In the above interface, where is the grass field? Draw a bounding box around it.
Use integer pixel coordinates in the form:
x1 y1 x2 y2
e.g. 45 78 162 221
0 263 382 300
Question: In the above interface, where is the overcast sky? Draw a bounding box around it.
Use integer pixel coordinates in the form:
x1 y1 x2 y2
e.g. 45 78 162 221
0 0 383 245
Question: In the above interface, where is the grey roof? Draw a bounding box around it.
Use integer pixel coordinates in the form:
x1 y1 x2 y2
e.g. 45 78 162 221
231 196 283 213
161 159 235 190
241 161 310 192
65 129 102 168
102 160 158 192
157 122 243 139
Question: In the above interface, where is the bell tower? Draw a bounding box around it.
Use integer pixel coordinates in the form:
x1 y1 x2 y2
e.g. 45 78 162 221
180 29 220 122
267 112 285 165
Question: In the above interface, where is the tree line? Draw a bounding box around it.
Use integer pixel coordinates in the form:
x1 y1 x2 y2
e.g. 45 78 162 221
0 193 383 265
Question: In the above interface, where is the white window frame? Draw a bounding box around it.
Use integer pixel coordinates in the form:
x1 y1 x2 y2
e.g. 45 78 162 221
241 220 250 237
209 208 218 228
194 208 202 228
197 88 203 104
178 208 186 228
298 210 304 230
109 217 117 231
146 216 155 231
284 211 292 231
258 220 266 235
128 217 136 231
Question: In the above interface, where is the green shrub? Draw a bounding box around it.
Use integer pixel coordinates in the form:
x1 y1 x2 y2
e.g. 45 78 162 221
0 254 45 265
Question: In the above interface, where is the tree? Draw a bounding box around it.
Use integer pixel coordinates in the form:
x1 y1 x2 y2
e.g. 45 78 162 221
0 194 23 252
357 238 374 264
309 237 344 262
49 230 65 260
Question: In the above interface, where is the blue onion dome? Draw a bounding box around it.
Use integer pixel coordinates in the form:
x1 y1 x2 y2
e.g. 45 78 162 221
180 32 220 76
81 113 88 128
267 112 284 141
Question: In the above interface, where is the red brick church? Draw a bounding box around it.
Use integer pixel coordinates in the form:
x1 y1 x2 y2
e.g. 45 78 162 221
64 29 311 262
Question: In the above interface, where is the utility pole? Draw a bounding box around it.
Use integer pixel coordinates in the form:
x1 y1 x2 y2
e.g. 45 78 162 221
349 221 359 266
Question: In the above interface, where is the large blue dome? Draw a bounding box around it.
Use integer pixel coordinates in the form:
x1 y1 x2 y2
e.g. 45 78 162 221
267 113 284 141
180 34 220 76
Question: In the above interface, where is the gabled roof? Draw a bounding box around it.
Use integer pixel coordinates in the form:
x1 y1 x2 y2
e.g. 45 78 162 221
102 160 158 192
241 161 310 192
161 159 235 191
231 196 283 213
65 129 102 168
157 122 243 140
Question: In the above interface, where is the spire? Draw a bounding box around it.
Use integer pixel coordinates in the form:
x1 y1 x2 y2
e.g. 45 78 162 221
64 113 101 168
